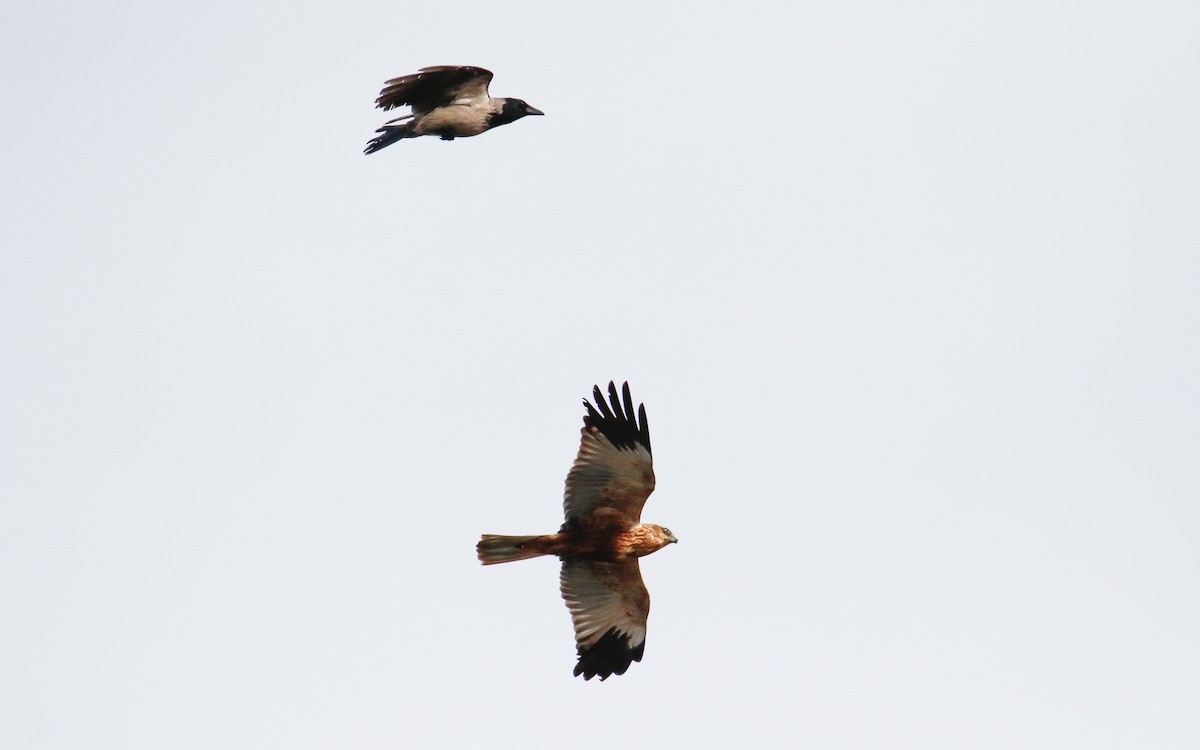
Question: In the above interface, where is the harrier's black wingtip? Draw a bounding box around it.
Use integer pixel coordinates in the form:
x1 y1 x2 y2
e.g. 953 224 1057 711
582 382 651 455
573 628 645 681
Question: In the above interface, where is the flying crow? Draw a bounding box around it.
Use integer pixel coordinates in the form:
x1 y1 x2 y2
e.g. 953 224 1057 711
364 66 543 155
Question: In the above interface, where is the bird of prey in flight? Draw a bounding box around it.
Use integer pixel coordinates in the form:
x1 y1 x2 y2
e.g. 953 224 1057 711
478 382 676 680
364 65 543 155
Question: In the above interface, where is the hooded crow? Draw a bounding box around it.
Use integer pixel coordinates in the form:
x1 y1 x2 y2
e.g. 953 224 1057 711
363 66 543 155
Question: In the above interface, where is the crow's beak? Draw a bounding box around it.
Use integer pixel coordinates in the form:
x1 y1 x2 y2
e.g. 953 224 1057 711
525 105 545 116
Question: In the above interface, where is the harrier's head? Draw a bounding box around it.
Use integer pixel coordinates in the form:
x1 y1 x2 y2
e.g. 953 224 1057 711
625 523 678 556
650 524 678 549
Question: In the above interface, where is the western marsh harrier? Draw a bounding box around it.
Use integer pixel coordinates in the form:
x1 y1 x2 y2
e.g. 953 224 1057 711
477 382 676 680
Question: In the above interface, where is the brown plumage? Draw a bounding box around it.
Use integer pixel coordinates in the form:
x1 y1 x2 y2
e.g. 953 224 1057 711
477 382 676 680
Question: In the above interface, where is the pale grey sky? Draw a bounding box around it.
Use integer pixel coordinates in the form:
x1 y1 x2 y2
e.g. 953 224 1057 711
2 1 1198 748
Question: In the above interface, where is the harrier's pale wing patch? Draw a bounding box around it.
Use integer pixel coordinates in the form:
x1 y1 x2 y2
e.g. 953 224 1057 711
563 382 655 525
560 558 649 681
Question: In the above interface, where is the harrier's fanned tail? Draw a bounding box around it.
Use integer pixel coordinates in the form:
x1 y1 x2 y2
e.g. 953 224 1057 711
477 534 550 565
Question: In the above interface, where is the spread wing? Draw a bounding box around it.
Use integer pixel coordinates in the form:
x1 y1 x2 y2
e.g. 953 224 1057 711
563 382 655 526
374 66 494 115
560 559 649 680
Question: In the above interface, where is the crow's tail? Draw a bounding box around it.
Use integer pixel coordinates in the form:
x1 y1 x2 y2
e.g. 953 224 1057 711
364 121 415 155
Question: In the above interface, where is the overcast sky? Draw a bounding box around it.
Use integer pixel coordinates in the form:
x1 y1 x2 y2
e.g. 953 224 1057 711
2 1 1198 748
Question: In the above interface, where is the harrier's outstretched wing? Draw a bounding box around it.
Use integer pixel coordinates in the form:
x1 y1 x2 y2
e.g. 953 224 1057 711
563 381 655 526
374 66 494 115
560 558 649 680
